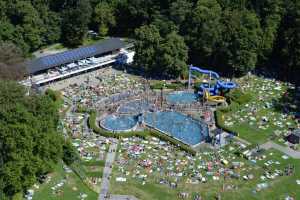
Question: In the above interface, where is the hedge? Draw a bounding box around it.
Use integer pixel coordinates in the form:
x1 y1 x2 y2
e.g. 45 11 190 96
225 89 252 105
83 160 105 167
88 111 196 155
215 90 252 136
86 171 103 178
76 105 90 113
150 81 185 90
214 109 237 135
148 129 196 155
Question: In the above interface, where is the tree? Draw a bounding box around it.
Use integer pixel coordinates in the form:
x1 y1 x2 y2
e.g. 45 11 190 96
169 0 193 26
113 0 160 35
94 2 116 37
134 24 162 75
158 32 188 78
61 0 92 47
63 141 79 165
151 15 178 37
9 1 45 51
252 0 284 63
277 0 300 85
216 9 262 76
0 81 64 198
184 0 222 66
0 42 26 80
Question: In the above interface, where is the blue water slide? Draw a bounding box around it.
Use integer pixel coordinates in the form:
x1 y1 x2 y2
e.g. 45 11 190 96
217 80 237 89
190 65 237 96
190 65 220 79
199 83 218 95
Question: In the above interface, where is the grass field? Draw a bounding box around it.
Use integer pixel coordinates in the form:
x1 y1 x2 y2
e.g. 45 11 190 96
217 75 298 144
110 144 300 200
32 162 98 200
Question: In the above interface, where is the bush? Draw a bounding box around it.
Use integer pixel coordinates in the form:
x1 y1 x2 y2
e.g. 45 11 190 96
45 89 61 101
83 160 105 166
86 171 103 178
235 93 252 105
76 106 90 113
150 81 185 90
45 89 64 108
215 110 232 133
225 89 252 105
63 141 79 165
215 89 252 136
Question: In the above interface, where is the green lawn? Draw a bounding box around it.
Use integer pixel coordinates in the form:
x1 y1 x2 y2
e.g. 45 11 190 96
32 162 98 200
217 75 298 144
110 145 300 200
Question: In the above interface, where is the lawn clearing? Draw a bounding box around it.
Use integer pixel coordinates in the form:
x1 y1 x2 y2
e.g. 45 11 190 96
32 162 97 200
109 136 300 200
218 75 298 144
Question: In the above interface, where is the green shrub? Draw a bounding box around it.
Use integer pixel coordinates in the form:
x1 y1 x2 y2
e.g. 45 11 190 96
225 89 252 105
150 81 185 90
63 141 80 165
77 106 90 113
86 171 103 178
235 93 252 105
215 108 238 134
83 160 105 166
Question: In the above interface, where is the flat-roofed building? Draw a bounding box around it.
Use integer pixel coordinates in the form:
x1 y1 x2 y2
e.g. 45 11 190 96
22 38 134 87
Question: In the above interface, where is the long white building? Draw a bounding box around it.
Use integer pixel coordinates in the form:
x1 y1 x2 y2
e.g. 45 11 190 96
21 38 134 87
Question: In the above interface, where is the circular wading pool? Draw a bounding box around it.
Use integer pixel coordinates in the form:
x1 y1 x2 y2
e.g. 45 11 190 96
101 114 138 132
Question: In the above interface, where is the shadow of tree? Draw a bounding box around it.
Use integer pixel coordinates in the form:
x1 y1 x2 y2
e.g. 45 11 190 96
273 88 300 117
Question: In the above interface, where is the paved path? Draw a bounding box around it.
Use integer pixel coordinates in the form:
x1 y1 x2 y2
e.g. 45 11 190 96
234 136 251 145
98 138 118 200
107 195 139 200
260 141 300 159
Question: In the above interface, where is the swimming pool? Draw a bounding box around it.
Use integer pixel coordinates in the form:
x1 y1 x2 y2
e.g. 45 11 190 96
144 111 209 145
166 91 199 104
100 114 138 132
118 100 154 114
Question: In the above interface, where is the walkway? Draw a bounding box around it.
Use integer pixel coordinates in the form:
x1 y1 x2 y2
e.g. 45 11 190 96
98 138 139 200
234 136 251 146
260 141 300 159
98 138 118 200
107 195 139 200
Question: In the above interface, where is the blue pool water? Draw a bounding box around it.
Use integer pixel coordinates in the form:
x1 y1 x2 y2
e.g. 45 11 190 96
144 111 209 145
166 91 199 104
118 100 154 114
101 115 137 131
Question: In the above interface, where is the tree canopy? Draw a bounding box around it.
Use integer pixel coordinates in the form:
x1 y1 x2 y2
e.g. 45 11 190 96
0 0 299 79
94 2 116 37
0 42 26 80
0 81 71 199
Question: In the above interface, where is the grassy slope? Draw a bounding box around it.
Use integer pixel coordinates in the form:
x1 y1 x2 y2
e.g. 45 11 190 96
217 75 297 144
110 148 300 200
32 162 97 200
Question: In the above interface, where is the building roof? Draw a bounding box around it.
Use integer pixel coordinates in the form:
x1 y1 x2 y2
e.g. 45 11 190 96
26 38 125 74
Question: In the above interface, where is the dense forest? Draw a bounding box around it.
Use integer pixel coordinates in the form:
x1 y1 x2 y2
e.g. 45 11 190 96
0 82 77 199
0 0 299 82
